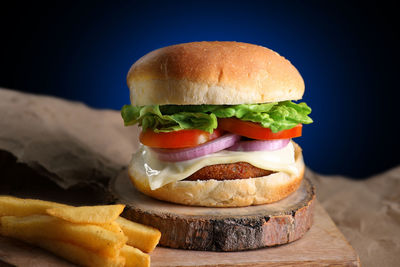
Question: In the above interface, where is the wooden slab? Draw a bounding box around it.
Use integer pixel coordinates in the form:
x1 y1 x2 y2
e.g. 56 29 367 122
110 171 315 251
0 201 360 266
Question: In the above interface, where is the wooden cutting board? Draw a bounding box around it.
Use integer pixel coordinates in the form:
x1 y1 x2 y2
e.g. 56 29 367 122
0 201 360 266
150 202 360 266
110 172 359 265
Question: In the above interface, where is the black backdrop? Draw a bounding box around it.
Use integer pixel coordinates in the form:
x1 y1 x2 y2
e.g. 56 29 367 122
1 1 399 178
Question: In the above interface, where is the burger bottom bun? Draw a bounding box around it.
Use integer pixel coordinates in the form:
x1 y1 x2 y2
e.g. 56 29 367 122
128 143 305 207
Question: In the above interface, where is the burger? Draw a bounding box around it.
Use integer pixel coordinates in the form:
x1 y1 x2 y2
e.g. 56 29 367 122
121 41 312 207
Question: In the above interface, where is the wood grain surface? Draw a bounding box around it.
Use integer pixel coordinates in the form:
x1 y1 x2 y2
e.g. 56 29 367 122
111 171 315 251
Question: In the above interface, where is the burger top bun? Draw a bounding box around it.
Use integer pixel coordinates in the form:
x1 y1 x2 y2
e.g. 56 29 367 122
127 41 305 106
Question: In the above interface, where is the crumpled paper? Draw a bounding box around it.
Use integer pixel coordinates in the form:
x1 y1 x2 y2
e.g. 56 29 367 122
307 167 400 267
0 88 399 266
0 88 138 189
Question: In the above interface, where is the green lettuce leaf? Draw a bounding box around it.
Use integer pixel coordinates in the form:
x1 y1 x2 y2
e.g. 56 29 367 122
121 101 312 133
121 105 218 133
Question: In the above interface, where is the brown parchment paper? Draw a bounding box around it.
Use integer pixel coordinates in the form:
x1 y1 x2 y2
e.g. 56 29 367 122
0 88 399 266
307 167 400 267
0 88 139 189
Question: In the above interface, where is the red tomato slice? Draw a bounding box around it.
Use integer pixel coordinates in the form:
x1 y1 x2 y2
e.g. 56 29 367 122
139 129 223 148
218 118 302 140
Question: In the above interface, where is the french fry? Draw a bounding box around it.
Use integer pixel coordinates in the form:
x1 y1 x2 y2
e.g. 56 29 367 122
121 245 150 267
0 196 159 266
46 204 125 224
116 216 161 253
0 196 68 216
102 221 124 234
0 215 127 257
36 239 125 267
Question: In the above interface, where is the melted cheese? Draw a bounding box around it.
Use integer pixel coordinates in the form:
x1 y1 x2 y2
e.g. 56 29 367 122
130 142 297 190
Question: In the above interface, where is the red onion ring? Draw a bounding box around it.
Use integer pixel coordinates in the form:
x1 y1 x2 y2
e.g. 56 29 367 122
151 134 240 162
226 139 290 152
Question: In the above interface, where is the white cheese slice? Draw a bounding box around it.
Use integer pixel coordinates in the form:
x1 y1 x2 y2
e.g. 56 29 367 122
130 142 298 190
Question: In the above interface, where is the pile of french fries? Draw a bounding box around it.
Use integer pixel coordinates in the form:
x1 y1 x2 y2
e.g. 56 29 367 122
0 196 161 267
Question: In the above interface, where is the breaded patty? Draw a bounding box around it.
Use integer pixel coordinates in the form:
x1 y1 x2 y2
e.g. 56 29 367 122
185 162 274 181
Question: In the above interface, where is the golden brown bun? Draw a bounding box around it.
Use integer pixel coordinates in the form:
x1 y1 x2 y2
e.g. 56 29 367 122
127 41 304 105
128 143 305 207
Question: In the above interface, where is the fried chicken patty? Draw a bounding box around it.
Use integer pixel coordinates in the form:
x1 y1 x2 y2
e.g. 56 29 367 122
185 162 274 181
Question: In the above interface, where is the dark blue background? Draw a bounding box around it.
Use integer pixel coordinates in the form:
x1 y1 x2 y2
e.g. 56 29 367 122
1 1 399 178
